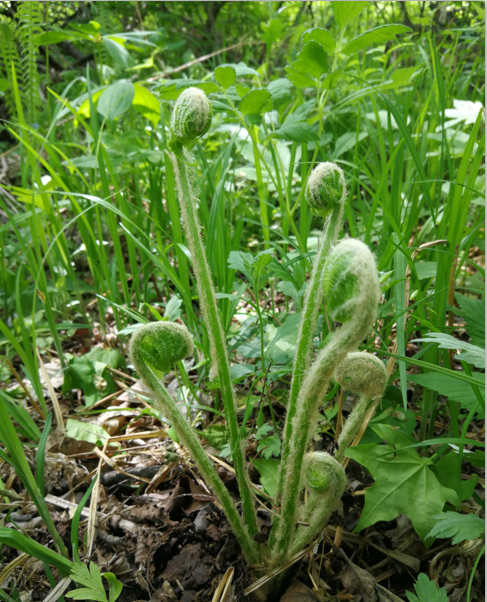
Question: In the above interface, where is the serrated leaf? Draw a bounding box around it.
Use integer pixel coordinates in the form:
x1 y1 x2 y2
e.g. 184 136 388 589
406 574 448 602
239 89 272 115
345 425 460 544
427 512 485 545
342 24 412 54
331 1 369 30
411 333 485 369
253 458 279 498
455 293 485 348
285 66 316 88
261 19 286 47
301 28 336 52
164 296 182 322
214 65 236 90
407 372 484 416
274 122 319 143
227 250 256 280
67 562 107 602
291 41 328 80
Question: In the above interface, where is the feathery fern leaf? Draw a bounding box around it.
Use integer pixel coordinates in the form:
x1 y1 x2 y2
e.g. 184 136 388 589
17 0 44 123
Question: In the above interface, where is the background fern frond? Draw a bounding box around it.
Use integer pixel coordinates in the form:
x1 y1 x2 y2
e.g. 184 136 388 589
0 17 23 117
17 0 44 124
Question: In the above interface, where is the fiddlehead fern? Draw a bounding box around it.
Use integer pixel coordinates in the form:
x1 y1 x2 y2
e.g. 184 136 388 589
166 88 258 536
129 322 259 563
271 162 347 547
291 452 346 554
270 238 380 567
334 351 388 462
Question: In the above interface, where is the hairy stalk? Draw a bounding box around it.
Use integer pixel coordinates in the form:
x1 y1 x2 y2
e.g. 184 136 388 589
129 323 259 564
334 352 388 462
271 163 346 547
291 452 346 555
269 239 380 567
166 89 257 535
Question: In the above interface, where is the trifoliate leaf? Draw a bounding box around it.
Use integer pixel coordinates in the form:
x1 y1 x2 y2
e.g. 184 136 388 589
406 573 448 602
239 89 272 115
285 66 316 89
342 24 412 54
345 425 460 545
427 512 485 545
411 332 485 369
301 28 336 52
291 41 328 80
214 65 236 90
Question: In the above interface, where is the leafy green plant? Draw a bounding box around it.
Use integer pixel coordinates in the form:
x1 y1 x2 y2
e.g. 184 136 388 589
66 562 123 602
406 574 448 602
128 82 389 581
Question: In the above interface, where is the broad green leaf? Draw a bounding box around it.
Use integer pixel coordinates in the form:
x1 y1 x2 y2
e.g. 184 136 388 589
104 37 134 69
267 78 293 103
261 19 286 47
415 261 437 279
274 122 319 143
214 65 236 90
239 89 272 115
331 1 369 30
392 66 422 86
411 333 485 369
104 573 123 602
345 425 460 544
291 41 328 80
230 364 254 382
266 313 302 359
427 512 485 545
219 62 260 77
342 24 412 54
407 372 484 416
35 29 88 45
253 458 279 498
65 419 110 446
432 452 479 501
406 574 448 602
132 84 160 126
285 66 316 89
196 82 221 94
301 28 336 52
97 80 134 121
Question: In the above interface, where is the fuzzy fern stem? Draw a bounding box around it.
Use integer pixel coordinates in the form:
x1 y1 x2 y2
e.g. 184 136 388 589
129 323 259 564
167 87 258 537
270 163 346 548
269 239 380 567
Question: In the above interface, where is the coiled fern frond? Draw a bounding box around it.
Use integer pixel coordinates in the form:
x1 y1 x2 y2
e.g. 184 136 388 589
17 0 43 124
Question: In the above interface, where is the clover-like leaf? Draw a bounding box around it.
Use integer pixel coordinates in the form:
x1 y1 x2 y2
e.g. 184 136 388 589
214 65 236 90
291 41 328 80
